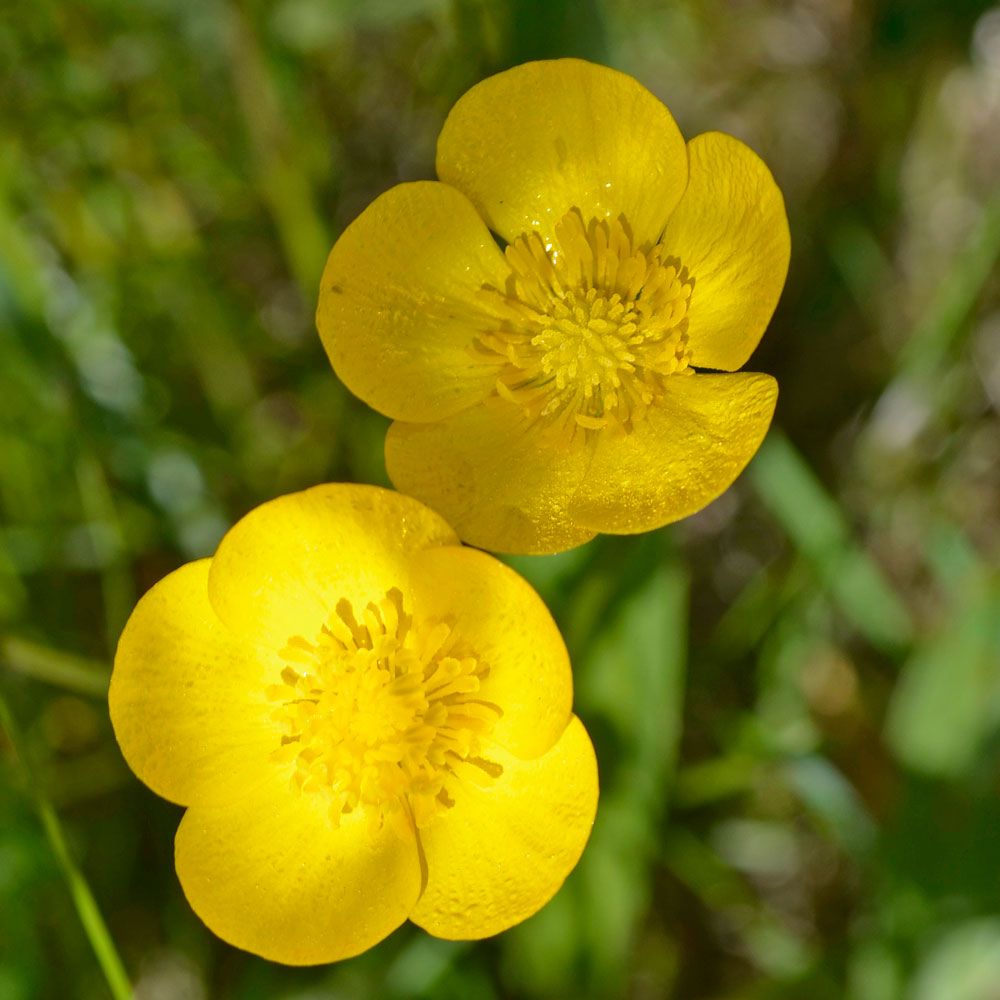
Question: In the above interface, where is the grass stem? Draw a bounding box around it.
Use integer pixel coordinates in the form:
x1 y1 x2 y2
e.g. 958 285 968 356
0 689 131 1000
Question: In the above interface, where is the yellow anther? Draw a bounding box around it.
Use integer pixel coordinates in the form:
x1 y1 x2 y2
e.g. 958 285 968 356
269 590 502 833
477 207 694 442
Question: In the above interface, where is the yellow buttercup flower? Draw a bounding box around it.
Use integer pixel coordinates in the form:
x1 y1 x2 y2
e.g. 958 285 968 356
317 58 790 554
109 484 597 965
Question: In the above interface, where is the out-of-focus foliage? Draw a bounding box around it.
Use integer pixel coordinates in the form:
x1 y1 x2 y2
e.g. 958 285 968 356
1 0 999 997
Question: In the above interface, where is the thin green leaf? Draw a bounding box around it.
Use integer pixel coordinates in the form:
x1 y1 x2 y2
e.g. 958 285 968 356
750 431 913 652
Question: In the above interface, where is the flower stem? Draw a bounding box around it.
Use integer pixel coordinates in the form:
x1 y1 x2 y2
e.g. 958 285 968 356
0 688 132 1000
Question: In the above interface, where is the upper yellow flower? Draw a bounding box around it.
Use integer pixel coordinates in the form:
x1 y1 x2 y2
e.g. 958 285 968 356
317 59 790 554
109 484 597 965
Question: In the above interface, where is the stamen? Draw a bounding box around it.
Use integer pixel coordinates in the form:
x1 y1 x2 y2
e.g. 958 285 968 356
269 588 502 833
478 208 695 443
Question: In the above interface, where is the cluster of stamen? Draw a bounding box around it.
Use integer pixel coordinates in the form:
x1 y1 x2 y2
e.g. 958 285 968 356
268 589 502 833
478 208 695 442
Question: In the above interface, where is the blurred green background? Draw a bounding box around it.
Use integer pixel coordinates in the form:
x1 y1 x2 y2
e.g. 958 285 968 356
2 0 1000 997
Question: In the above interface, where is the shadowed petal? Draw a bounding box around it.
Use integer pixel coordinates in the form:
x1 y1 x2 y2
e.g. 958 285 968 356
570 373 778 533
386 400 595 555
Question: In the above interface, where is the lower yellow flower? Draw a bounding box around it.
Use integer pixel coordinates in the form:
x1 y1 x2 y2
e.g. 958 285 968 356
109 484 597 964
317 58 790 554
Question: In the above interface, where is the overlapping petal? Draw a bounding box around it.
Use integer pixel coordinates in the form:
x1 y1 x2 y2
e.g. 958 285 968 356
207 484 458 649
409 715 597 939
661 132 790 372
386 400 595 555
109 560 276 806
437 58 688 248
317 182 511 422
408 545 573 759
176 770 422 965
569 373 778 533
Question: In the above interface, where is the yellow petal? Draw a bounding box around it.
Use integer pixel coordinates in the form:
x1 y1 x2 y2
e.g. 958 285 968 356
176 770 422 965
109 560 277 806
661 132 790 371
570 373 778 533
410 715 597 939
317 181 511 422
437 58 688 248
407 546 572 759
385 400 595 555
208 484 458 649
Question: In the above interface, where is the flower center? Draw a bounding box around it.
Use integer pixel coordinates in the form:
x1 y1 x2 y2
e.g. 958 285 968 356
268 588 502 833
478 208 695 441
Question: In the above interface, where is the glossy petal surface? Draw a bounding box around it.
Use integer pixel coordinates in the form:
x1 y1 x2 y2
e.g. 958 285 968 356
208 484 458 649
410 715 597 939
176 772 422 965
113 483 598 960
570 373 778 533
408 545 572 759
386 401 595 555
437 58 688 248
317 182 510 422
661 132 790 371
109 560 276 806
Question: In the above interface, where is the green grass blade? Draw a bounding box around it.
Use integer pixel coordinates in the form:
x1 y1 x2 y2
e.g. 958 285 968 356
896 190 1000 381
224 6 331 299
0 689 131 1000
750 431 913 652
2 636 110 697
885 577 1000 777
